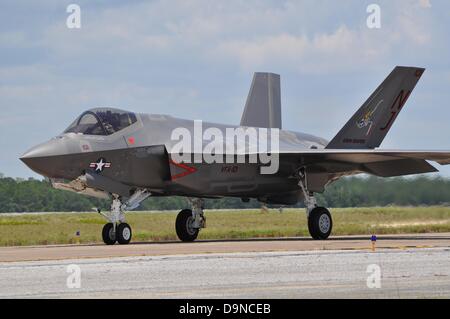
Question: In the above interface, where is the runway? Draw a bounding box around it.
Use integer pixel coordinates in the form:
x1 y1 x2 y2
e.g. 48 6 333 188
0 233 449 298
0 233 449 263
0 247 449 298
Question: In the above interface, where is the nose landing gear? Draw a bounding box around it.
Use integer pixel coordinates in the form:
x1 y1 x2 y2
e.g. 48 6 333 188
98 190 149 245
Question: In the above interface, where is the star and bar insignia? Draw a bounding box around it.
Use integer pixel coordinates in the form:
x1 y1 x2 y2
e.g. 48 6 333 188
89 158 111 172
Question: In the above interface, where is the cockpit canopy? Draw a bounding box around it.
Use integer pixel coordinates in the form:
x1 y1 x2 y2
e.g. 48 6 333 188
64 108 137 136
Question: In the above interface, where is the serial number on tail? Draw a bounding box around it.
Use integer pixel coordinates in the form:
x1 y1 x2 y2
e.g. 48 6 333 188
342 138 366 144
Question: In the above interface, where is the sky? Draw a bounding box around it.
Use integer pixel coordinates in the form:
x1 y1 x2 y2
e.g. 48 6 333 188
1 0 450 178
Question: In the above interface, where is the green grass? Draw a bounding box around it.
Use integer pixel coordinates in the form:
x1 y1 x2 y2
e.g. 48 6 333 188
0 207 449 246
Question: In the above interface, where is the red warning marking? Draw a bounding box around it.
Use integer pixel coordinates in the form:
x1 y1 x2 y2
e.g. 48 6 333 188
128 136 135 145
169 159 197 180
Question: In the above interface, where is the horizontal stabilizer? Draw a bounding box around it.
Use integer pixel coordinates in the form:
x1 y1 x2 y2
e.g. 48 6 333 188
363 158 437 177
273 149 450 178
240 72 282 129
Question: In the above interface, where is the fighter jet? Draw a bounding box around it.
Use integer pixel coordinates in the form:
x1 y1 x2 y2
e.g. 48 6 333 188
21 66 450 245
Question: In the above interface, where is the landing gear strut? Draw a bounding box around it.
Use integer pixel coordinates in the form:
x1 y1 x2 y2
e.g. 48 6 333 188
298 169 333 240
176 198 206 242
98 189 150 245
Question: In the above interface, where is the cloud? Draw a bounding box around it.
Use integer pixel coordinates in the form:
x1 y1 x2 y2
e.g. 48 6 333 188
214 33 308 70
418 0 432 8
206 1 435 74
4 0 433 76
1 0 450 178
212 25 390 73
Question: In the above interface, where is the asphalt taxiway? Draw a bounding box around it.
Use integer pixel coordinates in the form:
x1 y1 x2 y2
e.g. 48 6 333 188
0 233 449 262
0 233 449 298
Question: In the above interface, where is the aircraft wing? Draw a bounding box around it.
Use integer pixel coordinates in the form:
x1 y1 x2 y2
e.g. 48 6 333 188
275 149 450 177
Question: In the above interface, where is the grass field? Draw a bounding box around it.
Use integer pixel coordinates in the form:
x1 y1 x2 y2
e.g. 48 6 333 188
0 206 450 246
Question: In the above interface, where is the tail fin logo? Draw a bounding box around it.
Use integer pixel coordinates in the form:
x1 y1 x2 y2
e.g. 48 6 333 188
356 100 383 135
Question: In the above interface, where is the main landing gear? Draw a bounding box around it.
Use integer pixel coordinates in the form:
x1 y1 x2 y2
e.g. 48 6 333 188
307 206 332 240
176 198 206 242
298 170 333 240
98 190 150 245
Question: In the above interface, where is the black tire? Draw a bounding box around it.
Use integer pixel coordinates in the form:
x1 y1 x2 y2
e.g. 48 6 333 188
176 209 199 242
117 223 132 245
308 207 332 240
102 223 116 245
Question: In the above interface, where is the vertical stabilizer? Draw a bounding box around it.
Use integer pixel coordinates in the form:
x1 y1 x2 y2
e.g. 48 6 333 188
326 66 425 149
240 72 282 129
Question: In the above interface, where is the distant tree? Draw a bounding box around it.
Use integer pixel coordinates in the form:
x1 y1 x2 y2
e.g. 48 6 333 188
1 173 450 213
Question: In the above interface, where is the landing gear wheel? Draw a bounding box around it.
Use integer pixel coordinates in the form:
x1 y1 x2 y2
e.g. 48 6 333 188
308 207 332 240
117 223 132 245
102 223 116 245
176 209 199 242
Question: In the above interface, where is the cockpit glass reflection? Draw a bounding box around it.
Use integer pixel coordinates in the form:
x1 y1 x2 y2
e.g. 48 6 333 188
64 108 137 136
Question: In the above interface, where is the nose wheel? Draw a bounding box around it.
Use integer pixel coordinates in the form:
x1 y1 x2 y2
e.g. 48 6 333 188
117 223 132 244
97 190 150 245
101 222 132 245
102 223 116 245
98 195 134 245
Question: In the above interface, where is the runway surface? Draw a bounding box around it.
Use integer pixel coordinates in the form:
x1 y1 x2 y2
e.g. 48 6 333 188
0 233 449 262
0 233 449 298
0 247 449 298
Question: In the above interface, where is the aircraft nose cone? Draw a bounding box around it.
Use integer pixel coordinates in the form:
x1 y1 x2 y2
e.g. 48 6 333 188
21 144 49 159
20 139 67 177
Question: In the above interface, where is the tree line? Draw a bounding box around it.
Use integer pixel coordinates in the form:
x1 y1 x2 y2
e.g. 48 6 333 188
0 173 449 213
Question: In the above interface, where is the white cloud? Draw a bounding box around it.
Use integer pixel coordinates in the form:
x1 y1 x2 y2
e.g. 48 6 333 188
214 33 308 70
396 14 430 45
418 0 432 8
6 0 431 76
211 25 392 73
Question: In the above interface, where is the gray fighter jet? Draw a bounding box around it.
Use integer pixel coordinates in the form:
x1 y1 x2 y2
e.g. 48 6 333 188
21 66 450 245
